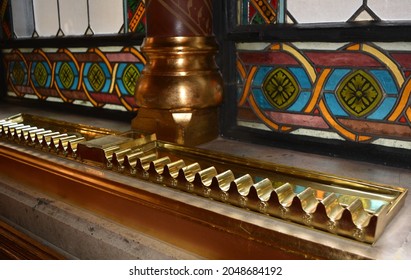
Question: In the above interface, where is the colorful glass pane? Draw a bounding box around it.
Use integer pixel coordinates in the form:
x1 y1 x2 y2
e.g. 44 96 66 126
57 62 76 90
240 0 280 24
3 46 144 111
127 0 146 33
10 61 27 86
236 42 411 148
33 62 49 87
118 64 141 96
84 63 109 93
336 70 383 117
262 68 299 110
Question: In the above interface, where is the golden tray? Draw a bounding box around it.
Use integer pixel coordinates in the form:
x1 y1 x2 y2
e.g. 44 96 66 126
1 113 408 244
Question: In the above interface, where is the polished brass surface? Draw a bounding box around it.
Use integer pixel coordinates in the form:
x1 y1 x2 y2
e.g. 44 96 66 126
132 107 219 146
78 139 406 244
2 142 356 259
77 132 156 168
0 113 116 139
135 36 223 109
0 113 120 157
132 36 223 146
1 114 407 245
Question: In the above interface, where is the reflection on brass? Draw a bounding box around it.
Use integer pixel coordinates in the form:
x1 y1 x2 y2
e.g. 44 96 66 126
1 114 408 244
77 132 156 169
132 107 219 146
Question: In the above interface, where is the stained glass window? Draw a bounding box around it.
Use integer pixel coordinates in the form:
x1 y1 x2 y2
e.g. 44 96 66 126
226 0 411 158
2 0 147 111
127 0 146 33
239 0 282 24
6 0 146 38
2 0 411 157
235 42 411 149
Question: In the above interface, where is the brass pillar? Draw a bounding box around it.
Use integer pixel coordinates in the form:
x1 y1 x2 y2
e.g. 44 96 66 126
132 0 223 146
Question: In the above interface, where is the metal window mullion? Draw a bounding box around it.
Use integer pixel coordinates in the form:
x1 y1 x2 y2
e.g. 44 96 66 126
56 0 64 36
31 0 37 38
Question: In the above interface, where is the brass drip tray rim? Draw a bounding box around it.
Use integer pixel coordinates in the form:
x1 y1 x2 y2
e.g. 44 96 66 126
158 141 402 206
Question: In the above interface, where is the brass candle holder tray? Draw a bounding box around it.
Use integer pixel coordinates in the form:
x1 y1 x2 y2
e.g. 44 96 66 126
0 113 120 157
1 113 408 244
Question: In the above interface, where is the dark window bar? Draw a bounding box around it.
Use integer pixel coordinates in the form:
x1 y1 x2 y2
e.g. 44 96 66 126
0 32 146 49
227 21 411 42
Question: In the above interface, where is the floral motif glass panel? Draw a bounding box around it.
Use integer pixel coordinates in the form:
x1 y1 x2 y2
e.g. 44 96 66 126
236 42 411 149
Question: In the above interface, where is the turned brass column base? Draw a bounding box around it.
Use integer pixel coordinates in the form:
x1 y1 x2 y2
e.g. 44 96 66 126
135 36 223 110
133 36 223 146
131 107 219 146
